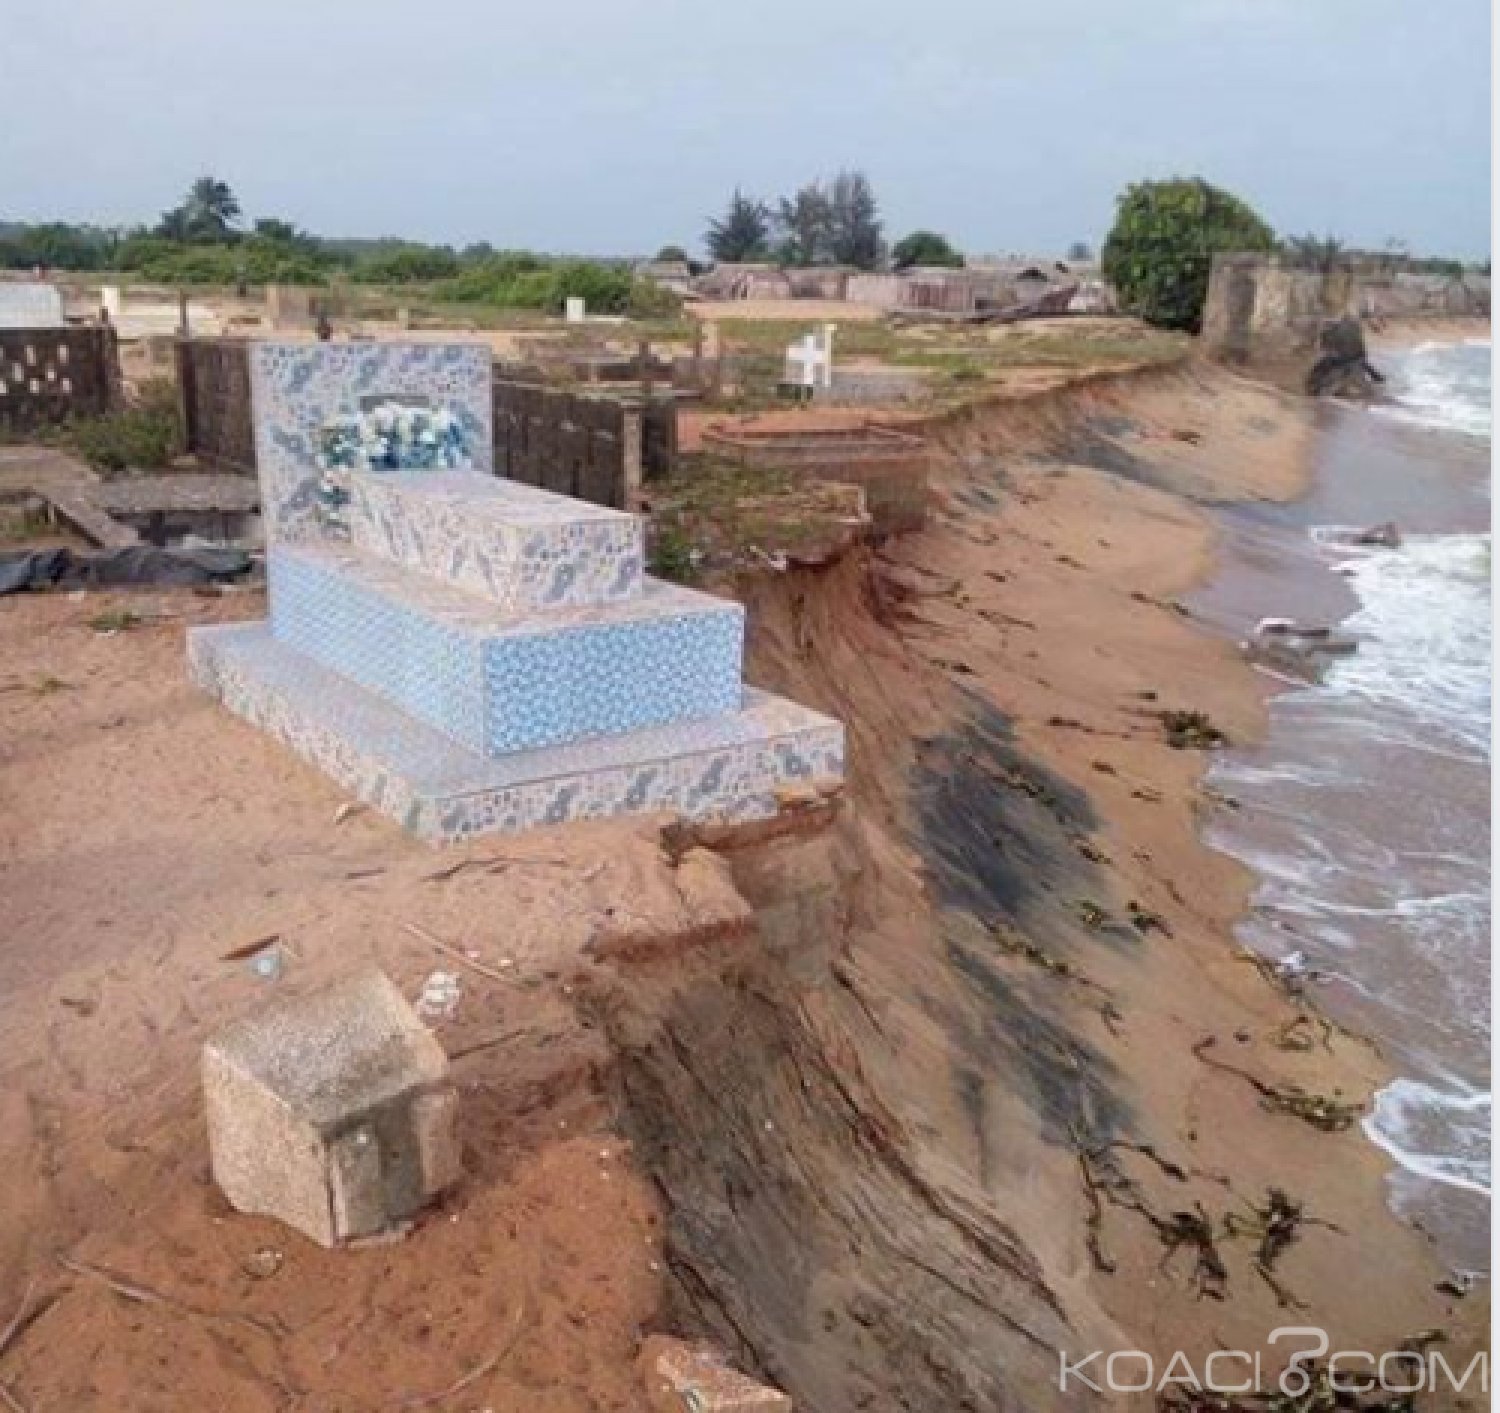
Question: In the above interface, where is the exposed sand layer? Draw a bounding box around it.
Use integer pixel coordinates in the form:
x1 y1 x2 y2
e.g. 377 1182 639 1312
0 361 1480 1409
1366 314 1490 350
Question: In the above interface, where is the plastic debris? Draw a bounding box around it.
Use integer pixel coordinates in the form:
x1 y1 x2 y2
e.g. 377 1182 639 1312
416 969 463 1019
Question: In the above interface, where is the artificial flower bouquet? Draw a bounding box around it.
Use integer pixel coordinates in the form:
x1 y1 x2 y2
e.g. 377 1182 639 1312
315 400 472 531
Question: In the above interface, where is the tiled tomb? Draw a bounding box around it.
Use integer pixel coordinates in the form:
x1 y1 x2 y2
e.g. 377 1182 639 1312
188 341 844 840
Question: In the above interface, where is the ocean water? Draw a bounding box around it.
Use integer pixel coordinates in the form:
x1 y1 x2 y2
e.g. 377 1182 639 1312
1196 337 1492 1272
1373 338 1493 441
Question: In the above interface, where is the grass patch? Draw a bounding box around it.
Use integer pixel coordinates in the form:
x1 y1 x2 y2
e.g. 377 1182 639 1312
707 315 1187 407
649 457 861 571
890 326 1190 372
87 609 144 633
61 377 182 476
0 499 53 543
646 523 701 583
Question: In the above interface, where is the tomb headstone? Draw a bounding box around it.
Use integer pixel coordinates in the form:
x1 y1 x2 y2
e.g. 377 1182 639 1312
782 323 835 391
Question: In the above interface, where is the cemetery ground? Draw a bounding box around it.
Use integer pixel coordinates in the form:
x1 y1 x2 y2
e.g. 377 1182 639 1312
0 355 1484 1411
82 275 1186 409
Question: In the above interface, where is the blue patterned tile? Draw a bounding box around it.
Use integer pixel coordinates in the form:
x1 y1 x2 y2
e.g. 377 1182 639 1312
187 622 844 841
346 469 642 614
249 342 493 544
268 544 744 755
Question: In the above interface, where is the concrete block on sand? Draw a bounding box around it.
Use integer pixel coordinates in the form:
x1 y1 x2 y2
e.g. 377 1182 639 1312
203 968 459 1247
639 1336 792 1412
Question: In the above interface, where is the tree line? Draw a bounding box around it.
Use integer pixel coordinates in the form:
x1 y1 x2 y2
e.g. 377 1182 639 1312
703 171 983 272
0 177 682 316
1100 178 1486 332
5 174 1481 333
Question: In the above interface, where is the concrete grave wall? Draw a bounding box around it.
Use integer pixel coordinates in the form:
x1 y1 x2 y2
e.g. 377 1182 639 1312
0 282 64 329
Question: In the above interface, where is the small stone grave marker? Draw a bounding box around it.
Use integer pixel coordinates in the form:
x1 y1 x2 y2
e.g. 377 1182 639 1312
203 967 460 1246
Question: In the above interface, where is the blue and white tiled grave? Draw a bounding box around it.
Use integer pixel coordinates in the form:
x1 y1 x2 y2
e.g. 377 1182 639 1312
188 341 844 840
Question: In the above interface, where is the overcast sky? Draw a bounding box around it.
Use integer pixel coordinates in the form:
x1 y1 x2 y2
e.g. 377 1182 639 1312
3 0 1490 258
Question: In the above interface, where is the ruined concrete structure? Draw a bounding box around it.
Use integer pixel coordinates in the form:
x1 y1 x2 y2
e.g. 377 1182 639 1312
846 266 1033 316
1200 253 1353 365
1202 252 1490 368
691 260 1097 316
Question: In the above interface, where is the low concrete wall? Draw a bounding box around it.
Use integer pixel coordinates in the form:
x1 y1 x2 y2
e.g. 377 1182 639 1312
0 326 122 433
701 424 929 536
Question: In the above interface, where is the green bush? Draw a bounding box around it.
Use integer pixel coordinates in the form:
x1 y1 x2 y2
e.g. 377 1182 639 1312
625 278 682 320
549 260 633 313
433 265 554 308
430 256 645 315
0 222 117 271
114 235 328 286
350 243 460 283
1101 178 1274 331
648 522 699 583
891 230 964 269
65 377 181 474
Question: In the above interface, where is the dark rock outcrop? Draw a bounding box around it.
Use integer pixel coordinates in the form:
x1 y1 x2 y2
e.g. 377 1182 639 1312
1305 317 1386 400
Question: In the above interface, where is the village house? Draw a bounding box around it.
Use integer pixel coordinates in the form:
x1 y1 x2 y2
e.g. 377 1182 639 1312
631 257 695 297
690 262 794 300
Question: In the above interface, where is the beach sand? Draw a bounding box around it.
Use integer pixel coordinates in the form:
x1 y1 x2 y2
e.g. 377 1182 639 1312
1367 314 1491 350
0 360 1483 1408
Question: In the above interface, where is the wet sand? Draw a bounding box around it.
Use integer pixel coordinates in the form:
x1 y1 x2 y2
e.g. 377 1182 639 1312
1192 392 1491 1273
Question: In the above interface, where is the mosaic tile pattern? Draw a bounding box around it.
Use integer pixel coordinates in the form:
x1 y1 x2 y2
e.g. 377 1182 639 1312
249 342 493 543
188 622 845 841
348 470 643 614
268 544 744 755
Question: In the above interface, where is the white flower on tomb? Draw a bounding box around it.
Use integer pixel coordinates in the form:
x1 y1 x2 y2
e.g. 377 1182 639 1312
314 399 474 532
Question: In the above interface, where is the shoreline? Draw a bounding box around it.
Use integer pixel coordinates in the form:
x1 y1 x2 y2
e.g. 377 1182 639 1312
703 357 1485 1396
0 355 1485 1407
1365 313 1492 351
1188 349 1492 1275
